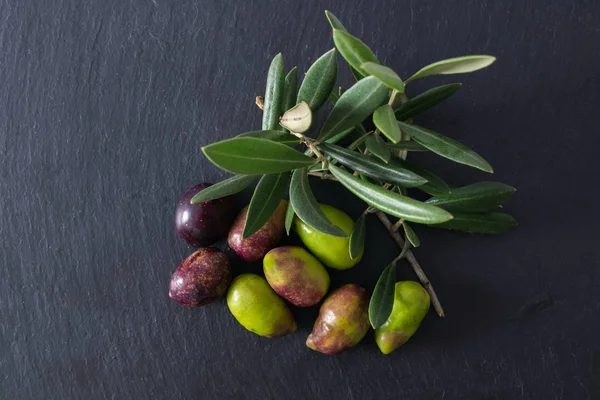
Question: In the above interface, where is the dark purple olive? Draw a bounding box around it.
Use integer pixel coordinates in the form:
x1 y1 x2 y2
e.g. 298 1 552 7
169 248 232 307
175 183 236 247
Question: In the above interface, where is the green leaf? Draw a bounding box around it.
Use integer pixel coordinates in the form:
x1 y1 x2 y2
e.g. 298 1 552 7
395 83 462 121
325 127 356 145
243 172 291 238
406 55 496 83
386 141 428 152
297 49 338 112
373 105 402 143
328 164 453 224
349 213 366 259
361 62 404 92
390 158 450 196
426 182 516 212
237 130 300 146
369 261 397 328
285 200 295 236
429 211 517 234
190 175 256 204
203 137 315 174
325 10 347 31
403 222 420 247
365 135 391 163
397 121 494 173
262 53 285 131
289 168 347 237
333 30 379 77
320 143 427 188
278 67 298 132
319 76 388 142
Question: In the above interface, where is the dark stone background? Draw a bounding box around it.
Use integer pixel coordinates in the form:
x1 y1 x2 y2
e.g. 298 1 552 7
1 0 598 398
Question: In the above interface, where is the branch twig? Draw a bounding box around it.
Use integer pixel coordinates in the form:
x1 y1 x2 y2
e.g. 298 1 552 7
375 210 445 317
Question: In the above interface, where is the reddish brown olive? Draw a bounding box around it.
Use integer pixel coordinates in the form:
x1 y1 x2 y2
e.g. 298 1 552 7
169 248 231 307
175 183 236 247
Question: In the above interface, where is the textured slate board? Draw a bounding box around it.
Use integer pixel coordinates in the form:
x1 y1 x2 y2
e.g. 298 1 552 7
1 0 599 399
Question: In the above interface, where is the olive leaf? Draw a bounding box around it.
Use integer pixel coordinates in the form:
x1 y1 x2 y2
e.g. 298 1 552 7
190 175 256 204
369 260 397 328
333 30 379 77
406 55 496 83
285 200 295 236
365 135 391 163
361 62 405 92
429 211 517 234
320 143 427 188
324 11 364 80
349 213 366 259
278 67 298 132
397 121 494 173
395 83 462 121
202 137 315 174
237 130 300 146
386 141 428 152
373 105 402 143
319 76 388 142
243 172 291 238
262 53 285 131
329 164 453 224
289 168 347 237
390 158 451 196
297 49 338 112
403 222 420 247
279 102 312 133
426 182 516 212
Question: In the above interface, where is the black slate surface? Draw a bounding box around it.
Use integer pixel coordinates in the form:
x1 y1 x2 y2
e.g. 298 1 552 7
1 1 599 399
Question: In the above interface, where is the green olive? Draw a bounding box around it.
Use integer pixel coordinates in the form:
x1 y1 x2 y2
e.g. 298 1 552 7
293 203 361 270
227 273 296 338
375 281 430 354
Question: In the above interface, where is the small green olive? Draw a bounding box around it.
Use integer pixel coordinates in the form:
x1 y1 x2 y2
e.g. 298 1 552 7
293 204 361 270
375 281 430 354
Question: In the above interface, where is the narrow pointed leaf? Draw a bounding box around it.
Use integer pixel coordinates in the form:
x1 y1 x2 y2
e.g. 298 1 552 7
237 130 300 146
203 137 315 174
429 211 517 234
279 101 312 133
325 127 356 145
425 181 516 212
333 30 379 77
349 213 366 259
285 200 295 236
373 105 402 143
262 54 285 131
386 140 428 152
325 10 347 31
365 135 391 163
361 62 405 92
395 83 462 121
297 49 338 112
403 222 420 247
319 76 388 142
243 172 291 238
278 67 298 132
190 175 256 204
329 164 453 224
406 55 496 83
289 168 347 237
391 158 450 196
320 143 427 188
398 121 494 173
369 261 397 328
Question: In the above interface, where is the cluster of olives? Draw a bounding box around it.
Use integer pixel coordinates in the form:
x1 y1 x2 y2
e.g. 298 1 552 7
170 183 430 355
